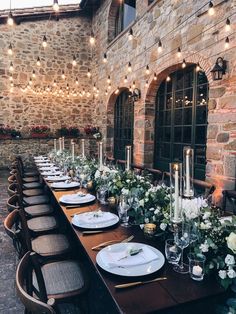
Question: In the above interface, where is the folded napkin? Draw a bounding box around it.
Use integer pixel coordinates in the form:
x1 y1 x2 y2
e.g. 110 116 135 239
74 211 115 225
40 167 57 171
62 193 93 203
46 175 69 181
41 171 62 176
52 182 78 188
100 246 158 268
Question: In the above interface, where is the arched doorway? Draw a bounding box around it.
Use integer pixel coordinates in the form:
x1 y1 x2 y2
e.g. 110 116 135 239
154 64 209 180
114 90 134 160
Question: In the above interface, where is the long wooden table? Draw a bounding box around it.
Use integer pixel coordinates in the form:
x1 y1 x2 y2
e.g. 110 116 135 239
43 181 225 314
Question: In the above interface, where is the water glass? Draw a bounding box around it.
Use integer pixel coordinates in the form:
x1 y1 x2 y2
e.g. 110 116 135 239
118 195 130 227
173 222 190 274
96 186 108 205
188 253 206 281
165 239 181 265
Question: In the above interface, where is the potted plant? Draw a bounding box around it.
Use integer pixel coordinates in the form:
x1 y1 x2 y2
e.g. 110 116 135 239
57 126 80 138
0 125 12 139
30 125 50 138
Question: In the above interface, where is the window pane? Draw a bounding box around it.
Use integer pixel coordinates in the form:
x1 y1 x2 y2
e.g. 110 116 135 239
174 127 182 142
123 3 136 29
175 91 183 108
195 126 206 144
173 144 182 160
183 127 191 143
197 84 208 106
165 111 171 125
174 108 182 125
195 145 206 164
166 80 172 93
183 107 192 125
196 105 207 124
164 127 171 141
160 143 170 158
198 71 208 85
184 88 193 107
166 94 172 109
184 68 193 89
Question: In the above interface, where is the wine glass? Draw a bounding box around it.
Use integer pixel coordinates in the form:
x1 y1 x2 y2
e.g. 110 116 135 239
118 194 131 227
173 222 190 274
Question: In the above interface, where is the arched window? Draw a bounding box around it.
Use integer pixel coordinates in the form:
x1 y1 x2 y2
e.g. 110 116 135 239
115 0 136 38
154 65 208 180
114 90 134 160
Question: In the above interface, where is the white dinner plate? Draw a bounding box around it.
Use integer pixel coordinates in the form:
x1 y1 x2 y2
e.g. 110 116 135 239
45 175 70 182
39 167 58 171
41 171 62 176
59 193 96 205
51 182 80 189
37 163 54 167
71 211 119 229
96 242 165 277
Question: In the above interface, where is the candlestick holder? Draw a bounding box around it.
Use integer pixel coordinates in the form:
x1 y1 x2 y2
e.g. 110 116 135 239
125 145 132 171
183 146 194 198
98 141 103 171
169 162 182 224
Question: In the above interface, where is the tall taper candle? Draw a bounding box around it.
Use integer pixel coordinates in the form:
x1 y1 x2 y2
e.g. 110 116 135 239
54 139 57 152
185 149 190 196
126 146 131 171
174 164 179 221
81 139 85 158
59 137 62 152
71 140 75 162
62 137 65 150
99 141 103 171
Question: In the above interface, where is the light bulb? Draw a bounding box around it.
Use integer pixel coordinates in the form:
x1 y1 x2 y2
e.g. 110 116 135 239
154 72 157 81
124 75 128 83
7 11 14 26
87 92 90 97
107 75 111 84
132 81 136 89
208 1 214 16
225 36 230 49
61 71 66 79
46 85 50 92
42 35 47 48
93 84 96 91
128 62 132 73
29 78 33 85
158 40 162 53
103 53 107 63
9 74 13 81
225 18 231 32
90 34 95 45
53 80 57 87
108 83 111 90
166 76 171 82
9 62 14 72
129 86 132 92
53 0 59 12
115 87 120 94
105 90 108 95
82 89 85 95
145 80 148 87
145 65 150 75
66 83 69 90
97 88 100 94
32 70 36 78
177 47 181 58
36 57 41 66
72 56 77 66
87 69 91 78
128 28 133 41
76 78 79 85
8 43 13 55
196 62 201 72
182 59 186 69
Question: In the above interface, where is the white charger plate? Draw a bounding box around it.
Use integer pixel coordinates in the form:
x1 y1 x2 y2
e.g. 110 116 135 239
41 171 62 176
45 175 70 182
59 193 96 205
51 182 80 189
71 211 119 229
96 242 165 277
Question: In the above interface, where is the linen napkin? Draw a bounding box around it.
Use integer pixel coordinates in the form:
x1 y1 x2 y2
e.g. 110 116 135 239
74 211 115 225
62 193 93 203
100 246 158 268
51 181 78 188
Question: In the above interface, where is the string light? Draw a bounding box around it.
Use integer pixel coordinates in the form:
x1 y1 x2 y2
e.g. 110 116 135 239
82 88 86 95
61 70 66 79
132 81 136 89
8 43 13 55
9 61 14 72
166 75 171 82
53 0 59 12
196 62 201 72
9 74 13 81
103 53 107 63
36 57 41 66
108 83 111 90
182 59 186 68
53 80 57 87
66 83 69 90
225 36 229 49
145 65 150 75
158 40 162 53
145 80 148 87
124 75 128 83
128 62 132 73
208 1 215 16
225 18 231 32
97 88 100 94
105 90 108 96
32 70 36 78
115 87 120 94
10 82 14 87
154 72 157 81
76 77 79 85
87 69 91 78
72 55 77 66
29 78 33 85
129 86 132 92
177 47 181 58
42 35 47 48
90 33 95 45
93 83 96 91
128 28 133 41
7 11 14 26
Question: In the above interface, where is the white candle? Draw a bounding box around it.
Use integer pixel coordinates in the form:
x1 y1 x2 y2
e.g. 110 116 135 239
59 137 62 152
174 164 179 221
126 146 131 171
71 141 75 162
54 139 57 152
62 137 65 150
185 149 190 196
192 265 202 276
81 139 85 158
99 142 103 171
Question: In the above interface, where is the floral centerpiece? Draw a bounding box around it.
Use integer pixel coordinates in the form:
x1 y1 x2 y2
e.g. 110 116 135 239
0 125 13 139
57 126 80 138
30 125 50 138
84 125 99 135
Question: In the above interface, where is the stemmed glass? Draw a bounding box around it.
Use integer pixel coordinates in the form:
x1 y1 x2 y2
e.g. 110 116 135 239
173 222 190 274
118 194 131 227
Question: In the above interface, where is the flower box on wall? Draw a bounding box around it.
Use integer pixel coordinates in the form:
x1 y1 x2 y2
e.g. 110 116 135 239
0 134 11 139
31 133 49 138
30 125 50 139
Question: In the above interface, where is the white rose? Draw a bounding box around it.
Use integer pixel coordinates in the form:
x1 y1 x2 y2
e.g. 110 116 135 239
227 232 236 254
218 270 227 279
199 242 209 253
225 254 235 266
149 207 155 211
227 269 236 279
121 188 129 195
139 199 144 207
160 223 167 231
154 208 160 215
203 211 211 220
144 218 149 223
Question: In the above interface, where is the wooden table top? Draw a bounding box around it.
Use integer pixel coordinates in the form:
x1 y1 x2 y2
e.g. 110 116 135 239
46 184 224 314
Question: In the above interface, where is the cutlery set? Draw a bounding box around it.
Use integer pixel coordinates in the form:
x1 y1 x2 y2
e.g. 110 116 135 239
115 277 167 289
91 235 134 251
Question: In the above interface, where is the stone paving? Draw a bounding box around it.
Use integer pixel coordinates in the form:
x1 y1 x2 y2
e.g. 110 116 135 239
0 170 24 314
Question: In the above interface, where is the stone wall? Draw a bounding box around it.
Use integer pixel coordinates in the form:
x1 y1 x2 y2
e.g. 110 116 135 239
0 11 94 135
91 0 236 201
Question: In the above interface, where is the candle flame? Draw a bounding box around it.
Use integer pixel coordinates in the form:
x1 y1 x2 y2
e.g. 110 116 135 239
174 164 178 171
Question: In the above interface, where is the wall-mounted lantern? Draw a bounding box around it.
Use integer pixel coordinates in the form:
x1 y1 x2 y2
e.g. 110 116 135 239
210 57 227 81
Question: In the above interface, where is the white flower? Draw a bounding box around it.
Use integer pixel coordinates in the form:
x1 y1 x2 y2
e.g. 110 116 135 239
203 211 211 220
149 207 155 211
199 241 209 253
218 270 227 279
227 269 236 279
139 199 144 207
200 222 211 230
154 208 160 215
140 224 144 229
144 218 149 223
225 254 235 266
160 223 167 231
126 179 131 183
94 170 100 179
227 232 236 254
121 188 129 195
182 198 200 220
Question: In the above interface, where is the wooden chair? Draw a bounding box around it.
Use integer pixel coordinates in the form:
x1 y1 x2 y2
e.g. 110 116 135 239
15 155 39 177
15 156 39 182
222 190 236 214
16 252 89 314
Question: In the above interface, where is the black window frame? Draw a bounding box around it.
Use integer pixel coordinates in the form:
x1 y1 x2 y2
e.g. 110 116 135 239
115 0 136 38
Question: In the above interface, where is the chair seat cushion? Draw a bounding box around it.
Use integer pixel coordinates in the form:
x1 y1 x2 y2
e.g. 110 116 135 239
33 260 85 298
24 204 53 217
23 195 50 206
23 176 40 183
31 234 70 257
57 303 82 314
27 216 57 232
23 189 44 197
24 182 42 189
24 171 39 177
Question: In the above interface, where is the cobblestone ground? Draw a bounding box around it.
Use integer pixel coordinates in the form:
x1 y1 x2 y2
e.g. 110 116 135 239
0 170 24 313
